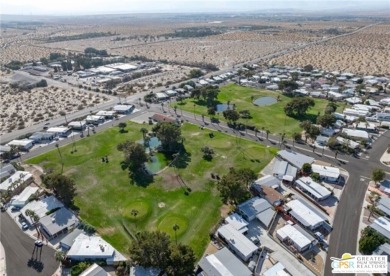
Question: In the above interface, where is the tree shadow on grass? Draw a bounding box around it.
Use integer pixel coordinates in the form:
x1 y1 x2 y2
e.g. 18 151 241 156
130 170 154 188
170 147 191 169
289 113 318 123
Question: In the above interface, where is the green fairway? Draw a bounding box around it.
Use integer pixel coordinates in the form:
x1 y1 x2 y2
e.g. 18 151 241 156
174 83 340 136
27 122 276 257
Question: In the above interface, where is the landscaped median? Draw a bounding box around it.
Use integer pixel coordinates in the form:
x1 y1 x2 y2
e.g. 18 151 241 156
26 121 277 258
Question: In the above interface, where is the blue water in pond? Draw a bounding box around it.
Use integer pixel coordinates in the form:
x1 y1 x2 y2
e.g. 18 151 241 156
253 96 277 106
139 137 161 151
145 155 161 174
215 104 230 112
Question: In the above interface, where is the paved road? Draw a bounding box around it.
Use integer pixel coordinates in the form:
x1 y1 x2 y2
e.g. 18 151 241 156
323 131 390 276
0 212 58 276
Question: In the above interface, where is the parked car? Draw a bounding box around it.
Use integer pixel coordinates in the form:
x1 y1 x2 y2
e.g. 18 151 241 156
11 206 20 212
21 222 29 230
34 240 43 247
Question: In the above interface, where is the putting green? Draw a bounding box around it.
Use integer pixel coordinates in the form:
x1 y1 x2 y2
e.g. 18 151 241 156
157 214 189 238
121 200 151 221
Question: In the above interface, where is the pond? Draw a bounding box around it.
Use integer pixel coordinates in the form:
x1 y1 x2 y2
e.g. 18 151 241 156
145 155 162 175
253 96 277 106
215 104 230 112
139 136 161 153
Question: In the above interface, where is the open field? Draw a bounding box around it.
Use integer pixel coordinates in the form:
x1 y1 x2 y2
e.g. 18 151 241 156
270 23 390 75
26 122 276 257
1 16 374 68
0 71 110 134
174 84 340 136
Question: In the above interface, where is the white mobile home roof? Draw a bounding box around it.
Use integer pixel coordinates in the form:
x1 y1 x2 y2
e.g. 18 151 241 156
68 121 86 127
263 262 290 276
278 150 314 169
225 213 249 233
107 63 137 71
370 217 390 239
342 128 369 140
217 224 257 260
336 137 360 149
67 233 114 258
0 171 32 192
311 164 340 179
254 175 280 189
345 97 362 104
7 139 34 147
80 263 109 276
296 177 331 200
86 115 105 122
155 92 168 99
113 105 134 112
286 199 325 228
0 164 15 179
96 111 116 117
165 90 177 96
276 224 312 251
343 108 368 117
377 197 390 217
46 127 70 133
12 186 39 205
198 247 252 276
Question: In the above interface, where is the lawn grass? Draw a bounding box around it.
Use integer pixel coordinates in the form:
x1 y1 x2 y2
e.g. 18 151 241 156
26 122 276 258
174 83 342 136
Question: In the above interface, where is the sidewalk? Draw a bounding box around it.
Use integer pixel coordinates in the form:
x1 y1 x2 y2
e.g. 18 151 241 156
0 241 6 276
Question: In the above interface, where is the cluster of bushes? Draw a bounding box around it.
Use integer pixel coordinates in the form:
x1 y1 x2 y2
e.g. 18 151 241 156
84 47 108 57
5 60 23 70
45 32 114 43
77 221 96 234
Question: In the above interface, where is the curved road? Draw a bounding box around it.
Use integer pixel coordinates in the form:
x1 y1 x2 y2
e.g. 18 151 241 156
0 212 58 276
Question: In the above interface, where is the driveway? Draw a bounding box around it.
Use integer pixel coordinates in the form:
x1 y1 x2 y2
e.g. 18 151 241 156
0 212 58 276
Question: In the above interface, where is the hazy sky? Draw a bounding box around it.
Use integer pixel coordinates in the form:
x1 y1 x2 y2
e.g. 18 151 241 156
1 0 389 15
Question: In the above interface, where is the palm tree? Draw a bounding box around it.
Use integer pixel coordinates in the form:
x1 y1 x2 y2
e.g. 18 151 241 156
55 144 64 174
266 129 270 140
55 251 65 266
59 111 68 124
173 224 180 245
292 132 300 147
140 128 148 139
368 194 381 222
25 209 40 237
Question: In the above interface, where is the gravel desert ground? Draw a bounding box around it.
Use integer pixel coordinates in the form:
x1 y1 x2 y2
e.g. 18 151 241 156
1 18 376 71
0 71 110 134
270 23 390 75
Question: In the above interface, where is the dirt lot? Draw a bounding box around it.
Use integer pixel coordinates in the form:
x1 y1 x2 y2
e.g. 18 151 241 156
0 71 110 134
270 23 390 75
